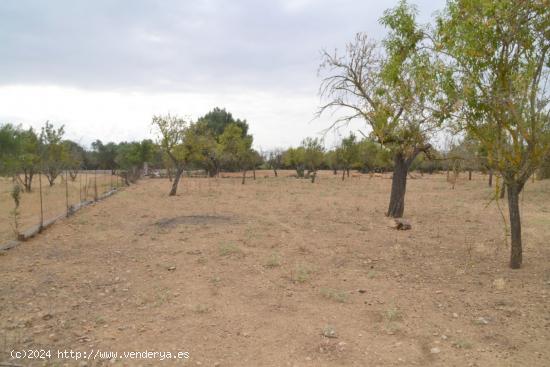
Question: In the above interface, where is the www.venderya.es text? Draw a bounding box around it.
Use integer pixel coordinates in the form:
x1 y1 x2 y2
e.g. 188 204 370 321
10 349 190 361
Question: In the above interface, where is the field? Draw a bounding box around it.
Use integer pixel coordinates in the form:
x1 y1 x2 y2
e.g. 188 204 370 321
1 171 549 366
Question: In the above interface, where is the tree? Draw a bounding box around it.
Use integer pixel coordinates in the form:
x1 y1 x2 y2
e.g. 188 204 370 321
301 137 325 183
336 132 361 180
198 107 249 137
318 1 441 217
0 123 22 177
16 128 40 191
267 148 284 177
217 124 253 184
283 147 306 177
185 121 220 177
249 150 263 180
91 140 118 172
152 114 190 196
63 140 85 181
436 0 550 268
324 149 340 175
40 122 67 186
357 139 393 172
116 140 154 184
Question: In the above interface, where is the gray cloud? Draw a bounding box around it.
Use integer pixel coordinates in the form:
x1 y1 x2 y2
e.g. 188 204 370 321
0 0 443 92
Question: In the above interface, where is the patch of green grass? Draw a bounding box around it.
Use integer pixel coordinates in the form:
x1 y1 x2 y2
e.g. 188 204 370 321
264 253 281 268
385 306 403 322
320 288 348 303
291 264 312 283
453 339 473 349
153 288 172 307
218 243 242 257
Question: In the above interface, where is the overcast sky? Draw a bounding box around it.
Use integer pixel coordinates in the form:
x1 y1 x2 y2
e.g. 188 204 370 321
0 0 444 150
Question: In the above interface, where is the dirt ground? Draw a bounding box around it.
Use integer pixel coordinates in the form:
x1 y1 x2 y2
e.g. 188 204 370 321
1 170 549 366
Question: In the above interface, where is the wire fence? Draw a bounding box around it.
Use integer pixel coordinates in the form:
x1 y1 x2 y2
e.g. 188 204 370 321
0 170 123 244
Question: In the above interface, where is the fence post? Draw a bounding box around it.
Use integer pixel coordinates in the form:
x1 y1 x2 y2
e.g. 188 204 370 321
94 170 98 201
79 169 82 203
84 170 88 201
38 169 44 232
65 170 69 217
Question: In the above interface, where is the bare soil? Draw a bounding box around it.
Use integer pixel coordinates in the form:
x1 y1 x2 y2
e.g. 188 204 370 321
1 171 549 366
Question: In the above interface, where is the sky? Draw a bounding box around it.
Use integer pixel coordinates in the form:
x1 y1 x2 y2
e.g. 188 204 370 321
0 0 444 150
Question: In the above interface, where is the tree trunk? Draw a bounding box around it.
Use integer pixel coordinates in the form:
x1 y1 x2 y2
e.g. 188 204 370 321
169 166 184 196
311 170 317 183
253 169 256 180
387 154 409 218
242 170 246 185
333 168 337 175
468 169 472 181
342 169 345 181
22 170 34 192
273 168 278 177
488 170 493 187
507 183 522 269
499 183 506 199
347 169 350 178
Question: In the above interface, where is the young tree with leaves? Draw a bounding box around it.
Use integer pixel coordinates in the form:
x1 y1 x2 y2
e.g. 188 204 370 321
283 147 306 178
217 124 253 184
436 0 550 268
14 128 40 192
40 122 67 186
336 132 361 180
301 137 325 183
63 140 85 181
152 114 190 196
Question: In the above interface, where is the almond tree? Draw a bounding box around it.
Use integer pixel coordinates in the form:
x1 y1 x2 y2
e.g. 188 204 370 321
436 0 550 268
318 1 441 217
40 122 68 186
217 123 253 184
336 132 361 180
152 114 190 196
301 137 325 183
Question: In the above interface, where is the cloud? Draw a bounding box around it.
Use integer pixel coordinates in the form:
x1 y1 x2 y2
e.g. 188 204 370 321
0 0 444 148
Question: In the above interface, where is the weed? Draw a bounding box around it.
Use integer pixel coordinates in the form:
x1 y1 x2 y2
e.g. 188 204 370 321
193 304 210 314
322 325 337 338
453 339 473 349
291 264 311 283
385 306 403 322
264 253 281 268
219 243 242 257
320 288 348 303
